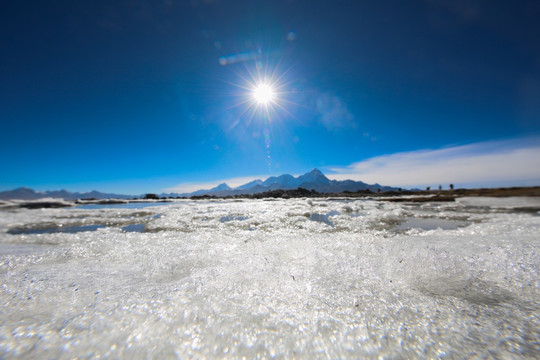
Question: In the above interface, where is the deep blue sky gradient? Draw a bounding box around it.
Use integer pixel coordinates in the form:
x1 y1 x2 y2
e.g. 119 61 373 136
1 1 539 193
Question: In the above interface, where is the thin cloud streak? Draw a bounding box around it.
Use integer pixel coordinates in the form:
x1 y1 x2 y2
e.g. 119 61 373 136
327 138 540 188
165 138 540 193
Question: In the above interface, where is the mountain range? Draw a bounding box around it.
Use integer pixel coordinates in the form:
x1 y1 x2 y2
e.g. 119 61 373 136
0 188 136 201
0 169 397 200
164 169 397 197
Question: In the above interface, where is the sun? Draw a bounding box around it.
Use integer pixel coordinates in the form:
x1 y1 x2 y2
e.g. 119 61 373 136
252 83 275 105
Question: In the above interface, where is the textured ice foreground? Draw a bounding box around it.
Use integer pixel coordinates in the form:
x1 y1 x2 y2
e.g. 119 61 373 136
0 197 539 358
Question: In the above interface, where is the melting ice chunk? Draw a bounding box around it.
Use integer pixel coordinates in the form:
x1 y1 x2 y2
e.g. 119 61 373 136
220 215 249 223
309 210 341 227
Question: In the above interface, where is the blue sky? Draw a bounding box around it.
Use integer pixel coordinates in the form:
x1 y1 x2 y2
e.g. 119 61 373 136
1 0 539 194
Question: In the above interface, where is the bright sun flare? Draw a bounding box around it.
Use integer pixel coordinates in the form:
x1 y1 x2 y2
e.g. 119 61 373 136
252 83 275 105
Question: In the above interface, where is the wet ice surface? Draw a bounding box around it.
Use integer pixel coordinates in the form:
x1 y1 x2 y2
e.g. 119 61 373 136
393 217 468 231
0 197 539 359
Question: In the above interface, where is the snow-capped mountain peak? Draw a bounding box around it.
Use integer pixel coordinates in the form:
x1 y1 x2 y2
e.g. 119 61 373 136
212 183 231 191
296 168 330 184
237 179 263 190
262 174 296 188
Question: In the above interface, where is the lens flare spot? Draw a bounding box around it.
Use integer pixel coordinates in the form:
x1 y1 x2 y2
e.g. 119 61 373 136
253 84 275 105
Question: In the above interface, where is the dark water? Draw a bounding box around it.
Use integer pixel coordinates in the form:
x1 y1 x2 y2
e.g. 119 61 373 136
8 224 106 235
309 210 341 227
121 224 146 232
76 202 174 210
9 223 148 235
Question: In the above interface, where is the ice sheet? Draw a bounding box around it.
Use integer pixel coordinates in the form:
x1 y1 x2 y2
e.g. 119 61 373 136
0 198 539 358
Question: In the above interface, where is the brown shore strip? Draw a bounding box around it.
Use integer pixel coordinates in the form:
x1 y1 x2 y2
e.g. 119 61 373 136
380 187 540 202
191 186 540 202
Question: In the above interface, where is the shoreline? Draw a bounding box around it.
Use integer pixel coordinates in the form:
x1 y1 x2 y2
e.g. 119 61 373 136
191 186 540 202
1 186 539 210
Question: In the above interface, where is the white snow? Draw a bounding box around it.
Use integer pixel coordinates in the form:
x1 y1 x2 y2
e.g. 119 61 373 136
0 197 539 358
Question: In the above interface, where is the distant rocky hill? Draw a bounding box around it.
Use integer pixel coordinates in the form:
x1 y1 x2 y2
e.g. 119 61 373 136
0 187 135 201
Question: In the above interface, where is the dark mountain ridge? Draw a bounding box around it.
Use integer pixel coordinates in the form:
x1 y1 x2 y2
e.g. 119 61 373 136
0 187 135 201
169 169 398 197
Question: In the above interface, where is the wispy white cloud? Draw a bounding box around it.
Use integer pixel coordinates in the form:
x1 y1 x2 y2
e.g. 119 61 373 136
165 138 540 193
327 137 540 188
328 138 540 187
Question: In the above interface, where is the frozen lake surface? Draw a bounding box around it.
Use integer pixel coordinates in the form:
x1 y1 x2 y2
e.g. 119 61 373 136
0 197 539 358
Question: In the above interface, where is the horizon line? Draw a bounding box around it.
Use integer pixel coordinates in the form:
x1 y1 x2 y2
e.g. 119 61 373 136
2 137 539 195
